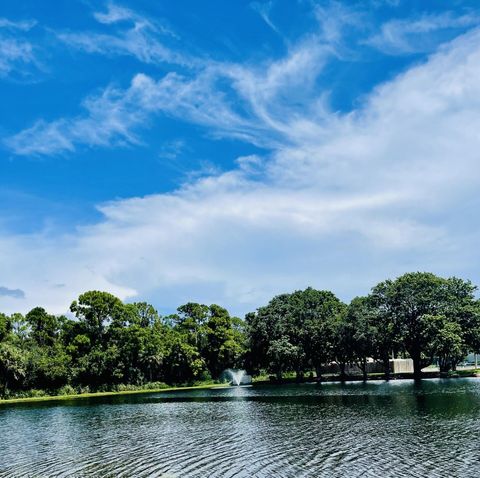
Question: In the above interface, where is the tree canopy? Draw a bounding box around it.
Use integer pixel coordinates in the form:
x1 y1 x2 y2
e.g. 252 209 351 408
1 272 480 398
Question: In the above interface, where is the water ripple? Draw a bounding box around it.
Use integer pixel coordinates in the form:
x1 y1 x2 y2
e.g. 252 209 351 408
2 379 480 477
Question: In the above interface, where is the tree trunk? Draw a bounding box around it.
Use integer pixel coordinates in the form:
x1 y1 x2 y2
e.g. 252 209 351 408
412 352 422 380
383 356 391 381
296 370 304 383
439 357 449 374
315 367 323 382
339 362 346 382
361 359 367 382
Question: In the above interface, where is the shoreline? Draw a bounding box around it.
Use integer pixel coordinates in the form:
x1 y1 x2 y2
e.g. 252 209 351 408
0 383 227 406
254 368 480 385
2 370 479 406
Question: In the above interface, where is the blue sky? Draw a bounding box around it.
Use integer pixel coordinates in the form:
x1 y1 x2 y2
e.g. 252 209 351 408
1 0 480 316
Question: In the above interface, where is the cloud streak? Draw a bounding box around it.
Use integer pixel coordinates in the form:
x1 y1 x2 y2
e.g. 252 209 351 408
0 17 41 79
57 2 189 66
365 11 480 54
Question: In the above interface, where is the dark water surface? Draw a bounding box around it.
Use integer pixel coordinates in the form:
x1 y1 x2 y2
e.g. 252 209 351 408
1 379 480 477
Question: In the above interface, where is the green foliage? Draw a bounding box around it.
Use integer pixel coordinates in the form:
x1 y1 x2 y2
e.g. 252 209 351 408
0 313 11 341
369 272 479 377
247 274 480 382
425 315 466 373
247 287 345 379
1 271 479 398
0 291 249 398
0 341 27 394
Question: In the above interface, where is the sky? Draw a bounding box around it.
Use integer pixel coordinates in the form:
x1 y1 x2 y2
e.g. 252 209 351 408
1 0 480 317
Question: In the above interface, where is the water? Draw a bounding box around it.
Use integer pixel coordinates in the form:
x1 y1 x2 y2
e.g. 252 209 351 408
227 369 245 386
1 379 480 477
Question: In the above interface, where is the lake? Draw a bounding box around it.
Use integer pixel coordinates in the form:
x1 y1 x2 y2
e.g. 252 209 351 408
1 379 480 477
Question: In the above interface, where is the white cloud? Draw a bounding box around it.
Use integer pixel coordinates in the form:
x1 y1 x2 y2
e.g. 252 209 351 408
5 80 148 155
365 11 480 54
250 2 281 35
2 27 480 315
6 29 333 156
0 18 40 79
57 2 187 66
0 18 36 31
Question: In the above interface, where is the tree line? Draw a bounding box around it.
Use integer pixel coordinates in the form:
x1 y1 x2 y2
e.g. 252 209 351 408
1 272 480 398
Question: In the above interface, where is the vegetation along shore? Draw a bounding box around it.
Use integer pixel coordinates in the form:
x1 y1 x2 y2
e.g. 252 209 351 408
1 271 480 401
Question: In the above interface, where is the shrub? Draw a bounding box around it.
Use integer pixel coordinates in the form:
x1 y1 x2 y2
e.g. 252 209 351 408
57 385 77 396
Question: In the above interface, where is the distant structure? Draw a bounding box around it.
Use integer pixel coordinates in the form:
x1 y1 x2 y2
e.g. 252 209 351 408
389 358 414 374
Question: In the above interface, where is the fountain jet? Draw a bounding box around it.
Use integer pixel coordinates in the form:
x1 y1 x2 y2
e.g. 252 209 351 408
227 369 246 386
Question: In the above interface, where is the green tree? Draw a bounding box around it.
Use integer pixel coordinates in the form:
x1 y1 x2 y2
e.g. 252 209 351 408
370 272 477 379
267 337 300 380
346 297 377 381
424 315 466 373
70 291 126 344
164 334 206 384
25 307 59 347
246 293 295 378
0 342 26 395
247 288 344 381
202 305 246 377
0 313 11 341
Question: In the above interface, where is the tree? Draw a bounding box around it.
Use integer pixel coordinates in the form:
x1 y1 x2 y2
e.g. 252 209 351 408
0 313 11 341
425 315 466 373
331 312 354 381
0 342 26 395
246 293 297 379
26 343 71 390
267 337 300 381
25 307 59 347
299 289 345 380
127 302 161 328
70 291 126 344
247 288 344 381
347 297 377 381
202 305 246 377
175 302 209 349
164 335 206 384
370 272 477 379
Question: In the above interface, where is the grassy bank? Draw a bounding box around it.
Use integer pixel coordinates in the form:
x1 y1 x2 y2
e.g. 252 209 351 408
253 369 480 385
0 382 228 406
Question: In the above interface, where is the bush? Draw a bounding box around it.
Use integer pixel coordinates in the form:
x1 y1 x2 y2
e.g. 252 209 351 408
26 389 47 398
142 381 169 390
199 371 212 382
115 383 139 392
115 382 169 392
57 385 77 396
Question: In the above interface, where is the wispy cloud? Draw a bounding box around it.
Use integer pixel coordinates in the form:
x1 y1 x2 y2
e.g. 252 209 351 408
6 19 335 157
250 1 281 35
5 79 149 155
365 11 480 54
0 18 36 31
57 2 188 66
0 17 41 79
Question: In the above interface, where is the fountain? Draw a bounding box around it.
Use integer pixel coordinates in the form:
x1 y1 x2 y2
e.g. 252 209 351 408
226 369 252 386
229 369 245 386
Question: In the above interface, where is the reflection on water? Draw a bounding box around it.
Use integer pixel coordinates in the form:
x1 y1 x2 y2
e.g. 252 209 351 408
1 379 480 477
